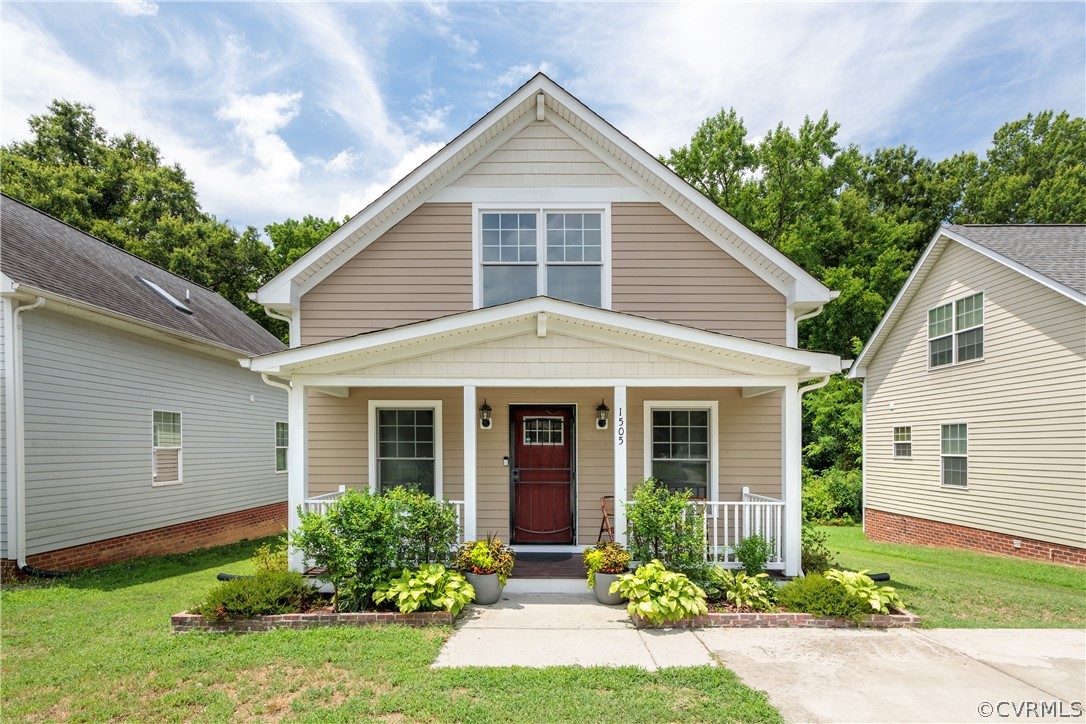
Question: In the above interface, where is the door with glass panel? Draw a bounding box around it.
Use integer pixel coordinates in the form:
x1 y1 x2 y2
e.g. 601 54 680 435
510 406 575 543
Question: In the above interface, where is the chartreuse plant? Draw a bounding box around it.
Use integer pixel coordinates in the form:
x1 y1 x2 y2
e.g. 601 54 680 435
189 570 312 620
611 559 707 625
778 573 869 621
582 541 632 589
455 535 516 586
373 564 475 616
825 568 905 614
700 568 776 612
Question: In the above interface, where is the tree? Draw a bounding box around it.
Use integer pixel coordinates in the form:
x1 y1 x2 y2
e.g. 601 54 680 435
662 107 756 216
265 214 344 269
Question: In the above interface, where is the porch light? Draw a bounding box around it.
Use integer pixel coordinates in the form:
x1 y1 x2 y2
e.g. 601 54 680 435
595 399 610 430
479 399 493 430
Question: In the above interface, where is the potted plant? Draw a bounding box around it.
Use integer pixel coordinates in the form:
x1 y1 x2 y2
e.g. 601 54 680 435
455 535 515 605
583 541 631 605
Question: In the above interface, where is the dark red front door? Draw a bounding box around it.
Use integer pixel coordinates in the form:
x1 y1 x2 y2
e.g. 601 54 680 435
511 406 574 543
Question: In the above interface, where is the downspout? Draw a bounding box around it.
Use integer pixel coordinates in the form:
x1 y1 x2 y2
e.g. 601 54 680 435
263 307 295 348
260 373 292 395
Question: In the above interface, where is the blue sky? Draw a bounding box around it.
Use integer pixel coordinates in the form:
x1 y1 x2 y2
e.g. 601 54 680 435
3 1 1083 233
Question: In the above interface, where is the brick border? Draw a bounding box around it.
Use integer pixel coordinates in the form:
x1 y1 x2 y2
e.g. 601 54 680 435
632 606 920 629
3 501 287 574
171 610 454 633
865 508 1086 567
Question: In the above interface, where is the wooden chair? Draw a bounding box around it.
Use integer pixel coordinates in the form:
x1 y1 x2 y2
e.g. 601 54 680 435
597 495 615 542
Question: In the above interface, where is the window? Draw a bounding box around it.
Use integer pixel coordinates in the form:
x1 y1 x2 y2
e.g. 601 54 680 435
375 408 436 496
480 209 605 308
893 426 912 459
275 421 288 473
650 409 711 499
152 410 182 485
524 417 564 445
941 423 968 487
929 292 984 368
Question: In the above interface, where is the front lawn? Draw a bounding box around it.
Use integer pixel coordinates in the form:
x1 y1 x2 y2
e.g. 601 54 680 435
1 538 779 722
821 526 1086 628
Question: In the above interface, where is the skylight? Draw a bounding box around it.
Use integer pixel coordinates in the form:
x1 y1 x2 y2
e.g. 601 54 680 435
137 276 193 315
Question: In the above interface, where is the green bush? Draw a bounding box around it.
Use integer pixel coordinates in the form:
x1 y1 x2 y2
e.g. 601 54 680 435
251 535 289 573
733 534 773 575
626 478 707 578
825 568 905 614
291 487 461 611
698 568 777 611
373 564 475 616
582 541 631 589
802 467 862 523
190 570 312 620
455 536 516 587
778 573 869 620
611 559 707 625
801 524 839 574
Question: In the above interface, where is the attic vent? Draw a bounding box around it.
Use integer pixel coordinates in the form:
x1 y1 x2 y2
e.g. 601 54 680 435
137 276 193 315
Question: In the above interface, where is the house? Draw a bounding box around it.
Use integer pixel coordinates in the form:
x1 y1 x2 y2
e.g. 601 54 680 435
247 74 843 579
849 224 1086 565
1 195 288 575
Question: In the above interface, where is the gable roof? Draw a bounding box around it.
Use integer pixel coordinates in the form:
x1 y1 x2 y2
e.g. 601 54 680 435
1 195 285 356
849 223 1086 378
255 73 832 312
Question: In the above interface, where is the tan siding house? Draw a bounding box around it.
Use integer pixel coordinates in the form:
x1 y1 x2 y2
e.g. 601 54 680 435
251 74 841 580
851 225 1086 565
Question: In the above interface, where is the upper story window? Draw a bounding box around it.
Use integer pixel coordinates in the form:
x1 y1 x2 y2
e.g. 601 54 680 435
478 208 607 309
928 292 984 368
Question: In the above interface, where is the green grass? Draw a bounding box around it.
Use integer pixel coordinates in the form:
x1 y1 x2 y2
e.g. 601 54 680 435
820 526 1086 629
1 538 780 722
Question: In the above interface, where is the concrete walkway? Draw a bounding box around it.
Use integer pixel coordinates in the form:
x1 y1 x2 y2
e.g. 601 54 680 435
435 594 1086 723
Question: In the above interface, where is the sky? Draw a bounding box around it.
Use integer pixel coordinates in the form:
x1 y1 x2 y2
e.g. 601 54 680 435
2 1 1084 233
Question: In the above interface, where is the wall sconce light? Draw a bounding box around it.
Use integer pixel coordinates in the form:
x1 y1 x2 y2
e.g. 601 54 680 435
595 399 610 430
479 399 493 430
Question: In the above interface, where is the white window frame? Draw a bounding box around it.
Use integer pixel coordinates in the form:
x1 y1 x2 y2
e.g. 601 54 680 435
522 416 565 446
275 421 288 474
940 422 968 489
367 400 443 498
892 425 912 459
472 202 612 310
643 401 719 502
928 291 984 370
151 409 183 487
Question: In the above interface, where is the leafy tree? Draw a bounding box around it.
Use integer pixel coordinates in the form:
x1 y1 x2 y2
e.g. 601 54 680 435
265 214 344 268
663 107 756 215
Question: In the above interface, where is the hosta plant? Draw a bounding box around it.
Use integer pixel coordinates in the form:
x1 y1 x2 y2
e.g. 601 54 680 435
825 568 905 614
582 541 631 590
611 559 707 625
701 568 776 611
455 535 516 587
373 563 475 616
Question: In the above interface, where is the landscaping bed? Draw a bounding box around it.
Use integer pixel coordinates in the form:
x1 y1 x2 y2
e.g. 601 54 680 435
171 609 454 633
631 606 920 629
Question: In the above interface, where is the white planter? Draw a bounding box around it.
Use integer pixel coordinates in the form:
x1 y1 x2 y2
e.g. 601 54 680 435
593 572 624 605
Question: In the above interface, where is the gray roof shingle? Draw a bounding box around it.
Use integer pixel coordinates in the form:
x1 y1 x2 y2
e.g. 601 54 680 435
946 224 1086 295
1 195 285 355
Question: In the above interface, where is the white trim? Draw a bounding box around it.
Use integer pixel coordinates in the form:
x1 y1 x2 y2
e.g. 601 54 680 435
432 186 653 203
367 400 444 498
287 381 308 571
926 291 985 370
151 409 183 487
613 385 627 545
642 401 719 502
782 381 802 577
275 420 289 474
287 375 809 389
463 386 478 540
892 424 913 460
860 377 868 537
521 416 565 446
939 421 969 490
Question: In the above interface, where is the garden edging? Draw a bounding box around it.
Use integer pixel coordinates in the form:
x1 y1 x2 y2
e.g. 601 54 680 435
171 610 453 633
632 606 920 629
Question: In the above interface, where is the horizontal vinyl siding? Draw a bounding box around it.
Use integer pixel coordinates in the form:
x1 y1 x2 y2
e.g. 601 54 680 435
300 204 472 344
21 309 287 555
0 301 6 558
612 203 787 344
865 242 1086 549
451 121 633 188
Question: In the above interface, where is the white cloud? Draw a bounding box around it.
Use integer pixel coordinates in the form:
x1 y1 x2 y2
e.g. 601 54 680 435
334 141 445 221
112 1 158 17
497 61 558 88
323 148 363 175
216 92 304 185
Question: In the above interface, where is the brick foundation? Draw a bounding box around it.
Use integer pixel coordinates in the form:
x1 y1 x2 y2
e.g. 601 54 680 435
171 610 453 633
864 508 1086 567
632 607 920 629
3 501 287 575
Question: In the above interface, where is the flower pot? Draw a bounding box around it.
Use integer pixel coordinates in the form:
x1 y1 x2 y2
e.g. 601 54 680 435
593 572 624 605
465 571 503 605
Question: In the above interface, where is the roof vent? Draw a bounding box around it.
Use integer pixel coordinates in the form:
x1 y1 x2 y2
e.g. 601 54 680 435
137 276 193 315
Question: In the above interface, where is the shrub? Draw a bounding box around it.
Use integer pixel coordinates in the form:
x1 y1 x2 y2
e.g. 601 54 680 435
778 573 869 621
373 564 475 616
802 467 862 523
455 536 516 587
190 570 312 620
582 541 631 589
733 534 773 575
699 568 776 611
825 568 905 614
251 535 288 573
291 487 461 611
626 478 707 578
801 524 838 574
611 559 707 625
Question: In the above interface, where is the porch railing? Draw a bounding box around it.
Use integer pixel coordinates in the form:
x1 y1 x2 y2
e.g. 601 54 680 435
301 486 467 543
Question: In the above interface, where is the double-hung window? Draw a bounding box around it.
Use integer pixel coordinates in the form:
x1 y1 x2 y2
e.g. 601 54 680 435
928 292 984 368
375 407 437 496
940 423 968 488
892 426 912 459
152 410 182 485
649 408 711 499
480 209 604 308
275 421 288 473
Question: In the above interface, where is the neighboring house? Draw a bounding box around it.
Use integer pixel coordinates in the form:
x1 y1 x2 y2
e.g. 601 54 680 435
850 224 1086 566
247 74 843 578
1 195 288 575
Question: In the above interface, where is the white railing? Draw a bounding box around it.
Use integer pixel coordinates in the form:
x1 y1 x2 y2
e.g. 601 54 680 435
628 487 786 570
301 486 467 542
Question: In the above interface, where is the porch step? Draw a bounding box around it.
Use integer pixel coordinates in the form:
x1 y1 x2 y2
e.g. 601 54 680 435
504 577 586 594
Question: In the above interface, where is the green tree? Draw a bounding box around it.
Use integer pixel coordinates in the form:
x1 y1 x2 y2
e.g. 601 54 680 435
265 214 344 269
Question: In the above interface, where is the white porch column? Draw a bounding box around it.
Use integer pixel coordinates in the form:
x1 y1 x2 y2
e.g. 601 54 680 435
783 380 802 577
613 385 628 544
287 381 309 571
463 385 477 541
